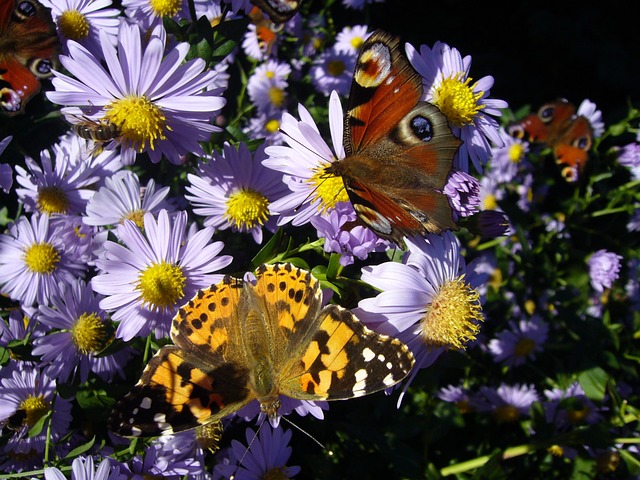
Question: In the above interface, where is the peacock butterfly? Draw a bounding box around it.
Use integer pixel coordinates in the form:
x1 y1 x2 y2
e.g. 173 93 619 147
507 99 593 182
325 30 461 245
0 0 59 116
250 0 301 24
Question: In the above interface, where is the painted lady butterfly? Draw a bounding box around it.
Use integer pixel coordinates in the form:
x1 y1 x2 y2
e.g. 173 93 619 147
110 263 414 436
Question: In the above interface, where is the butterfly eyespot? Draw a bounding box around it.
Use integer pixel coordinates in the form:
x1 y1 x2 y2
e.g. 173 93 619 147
30 58 54 77
16 0 38 19
573 135 592 150
538 105 556 123
410 115 434 142
561 165 579 183
507 124 525 139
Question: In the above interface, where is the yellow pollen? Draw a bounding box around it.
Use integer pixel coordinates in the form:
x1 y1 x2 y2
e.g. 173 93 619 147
489 267 502 291
483 193 497 211
20 395 50 427
148 0 182 17
548 445 564 457
310 166 349 212
265 118 280 133
350 37 364 50
224 189 270 231
266 71 275 79
37 186 69 214
105 96 167 152
514 337 536 358
262 467 290 480
74 225 87 240
136 261 186 309
71 313 108 354
566 404 589 424
524 299 536 315
432 73 485 127
268 86 286 108
23 242 60 274
57 9 90 41
420 275 483 349
123 210 146 228
327 60 346 77
493 405 520 422
508 143 525 163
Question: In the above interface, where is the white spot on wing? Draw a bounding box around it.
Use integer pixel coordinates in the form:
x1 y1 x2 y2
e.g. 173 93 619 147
141 397 152 409
383 373 396 386
362 347 375 362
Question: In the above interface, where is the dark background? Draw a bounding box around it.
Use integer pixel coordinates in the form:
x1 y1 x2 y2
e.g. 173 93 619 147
361 1 640 124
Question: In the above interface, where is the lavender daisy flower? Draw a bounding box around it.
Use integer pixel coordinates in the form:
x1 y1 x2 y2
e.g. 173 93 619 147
577 99 604 138
244 111 285 144
186 142 288 244
618 143 640 180
488 127 531 183
310 201 389 266
0 135 13 193
40 0 120 53
32 280 131 384
236 396 328 426
44 456 124 480
214 426 301 480
356 232 487 401
247 60 291 114
123 0 209 30
47 22 226 165
488 315 548 367
263 91 349 226
84 170 172 228
475 383 539 422
406 40 508 173
334 25 369 54
310 47 356 97
0 213 86 306
444 171 480 218
438 384 473 413
628 207 640 232
588 249 623 292
0 308 47 346
543 382 602 430
0 362 73 471
92 209 232 340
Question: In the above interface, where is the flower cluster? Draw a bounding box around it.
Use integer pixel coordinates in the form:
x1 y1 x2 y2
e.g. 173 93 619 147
0 0 638 478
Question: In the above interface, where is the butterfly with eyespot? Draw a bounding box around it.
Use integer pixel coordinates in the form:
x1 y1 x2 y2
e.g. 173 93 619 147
250 0 301 23
507 98 593 182
0 0 59 116
325 30 462 246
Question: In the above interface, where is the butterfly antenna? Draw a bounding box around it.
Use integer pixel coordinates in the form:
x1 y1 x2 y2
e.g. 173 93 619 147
280 415 331 454
229 419 266 480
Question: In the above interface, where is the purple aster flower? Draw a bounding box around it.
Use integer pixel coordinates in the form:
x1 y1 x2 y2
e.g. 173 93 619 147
0 213 86 306
236 396 328 426
0 362 73 472
444 170 480 218
310 201 389 266
44 456 124 480
0 307 47 346
577 99 604 138
629 208 640 232
186 142 288 244
84 170 172 228
91 209 232 340
438 384 474 413
341 0 384 8
244 110 285 144
247 60 291 114
543 382 602 430
0 135 13 193
588 249 623 292
618 143 640 180
47 22 226 165
50 214 107 265
355 232 487 401
32 279 132 384
406 40 508 173
310 47 356 97
123 0 209 30
488 315 548 367
214 426 301 480
40 0 120 54
334 25 369 54
488 127 531 183
263 91 349 226
474 384 539 422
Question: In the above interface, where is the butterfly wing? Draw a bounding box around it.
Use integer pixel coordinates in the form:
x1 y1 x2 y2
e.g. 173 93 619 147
508 99 576 144
553 115 593 169
250 0 301 23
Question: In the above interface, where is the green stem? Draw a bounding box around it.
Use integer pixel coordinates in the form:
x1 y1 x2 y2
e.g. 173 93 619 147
440 444 535 476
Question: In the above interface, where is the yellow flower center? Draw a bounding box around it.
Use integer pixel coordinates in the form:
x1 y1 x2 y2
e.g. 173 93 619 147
547 445 564 457
265 118 280 133
268 86 286 108
266 70 275 80
566 403 590 424
136 261 186 309
482 193 497 211
350 37 364 50
311 166 350 213
23 242 60 274
149 0 182 17
524 300 535 315
123 210 146 228
508 143 525 163
105 96 168 152
20 395 50 427
514 337 536 358
432 73 484 127
421 275 483 349
262 467 290 480
71 313 109 354
224 189 270 231
37 186 69 214
493 405 520 422
489 267 502 291
196 421 224 453
327 60 346 77
57 9 90 41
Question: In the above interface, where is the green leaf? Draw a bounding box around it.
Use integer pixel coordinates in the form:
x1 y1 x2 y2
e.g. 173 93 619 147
28 410 51 437
65 436 96 459
579 367 609 401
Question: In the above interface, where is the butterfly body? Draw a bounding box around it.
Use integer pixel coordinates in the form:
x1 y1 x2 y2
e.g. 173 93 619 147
110 263 414 436
508 99 593 181
250 0 301 23
0 0 58 115
330 30 461 245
